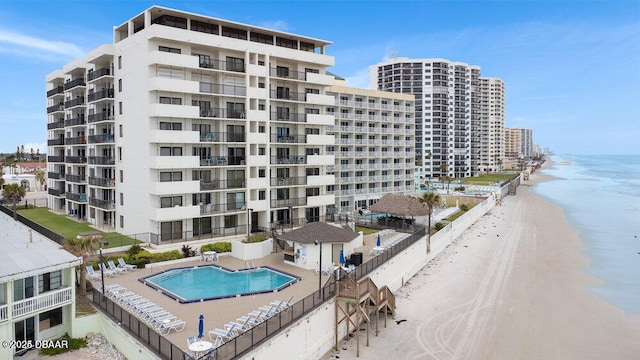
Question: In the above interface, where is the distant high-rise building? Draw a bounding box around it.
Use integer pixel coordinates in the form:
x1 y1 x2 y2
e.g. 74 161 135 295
46 6 336 240
504 127 533 159
370 58 504 179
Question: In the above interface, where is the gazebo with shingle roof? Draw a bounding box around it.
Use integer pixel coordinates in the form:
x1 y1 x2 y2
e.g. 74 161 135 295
369 193 430 217
276 222 363 270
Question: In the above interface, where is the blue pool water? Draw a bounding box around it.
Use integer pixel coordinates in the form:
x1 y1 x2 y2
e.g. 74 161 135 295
141 266 299 303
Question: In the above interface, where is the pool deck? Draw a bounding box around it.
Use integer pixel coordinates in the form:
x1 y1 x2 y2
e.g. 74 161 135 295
94 234 384 351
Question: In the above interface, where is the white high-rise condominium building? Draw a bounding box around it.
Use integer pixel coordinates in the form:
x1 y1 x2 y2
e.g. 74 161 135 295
325 77 415 213
46 6 336 242
370 58 505 180
504 127 533 160
478 78 505 172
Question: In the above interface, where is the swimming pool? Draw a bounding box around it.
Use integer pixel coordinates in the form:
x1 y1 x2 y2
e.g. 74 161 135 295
140 265 300 303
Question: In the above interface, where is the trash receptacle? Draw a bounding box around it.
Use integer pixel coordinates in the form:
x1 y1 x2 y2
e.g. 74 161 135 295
351 252 363 266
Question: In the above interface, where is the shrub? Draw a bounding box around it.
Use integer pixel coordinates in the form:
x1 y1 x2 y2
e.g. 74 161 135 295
153 250 184 262
200 243 215 253
129 257 150 269
243 234 268 243
435 222 446 231
454 186 465 192
38 333 87 355
127 244 142 258
201 242 232 253
181 245 196 257
459 203 469 211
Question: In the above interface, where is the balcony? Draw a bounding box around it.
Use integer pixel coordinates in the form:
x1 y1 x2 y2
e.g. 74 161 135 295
87 67 111 82
271 134 306 144
47 138 64 146
0 304 6 323
198 131 245 143
64 78 86 90
65 174 86 183
47 86 64 97
200 201 247 215
47 120 65 130
271 155 305 165
270 176 307 186
198 58 245 72
87 88 114 102
47 104 64 114
64 97 85 108
270 89 306 102
270 197 307 208
199 107 246 119
89 197 115 210
66 156 87 164
12 287 72 319
48 188 65 197
64 115 86 127
64 136 86 145
88 134 115 144
47 155 64 163
199 82 246 96
88 156 115 165
270 68 306 81
47 172 63 180
88 112 113 123
66 192 87 202
88 176 115 187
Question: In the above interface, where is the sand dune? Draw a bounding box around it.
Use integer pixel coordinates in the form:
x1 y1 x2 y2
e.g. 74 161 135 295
326 168 640 359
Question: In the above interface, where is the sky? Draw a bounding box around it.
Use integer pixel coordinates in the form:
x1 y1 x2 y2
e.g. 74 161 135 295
0 0 639 155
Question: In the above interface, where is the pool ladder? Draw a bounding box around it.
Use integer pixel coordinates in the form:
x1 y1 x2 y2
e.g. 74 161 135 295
245 260 256 269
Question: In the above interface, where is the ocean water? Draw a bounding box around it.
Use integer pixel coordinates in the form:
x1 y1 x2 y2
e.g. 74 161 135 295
533 154 640 314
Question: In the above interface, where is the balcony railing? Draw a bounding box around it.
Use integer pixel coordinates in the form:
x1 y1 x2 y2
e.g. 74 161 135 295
199 82 246 96
87 67 111 81
47 120 65 129
199 107 245 119
198 58 245 72
195 179 245 189
88 111 114 123
270 176 307 186
47 172 63 180
198 131 245 142
88 176 115 187
65 174 86 183
271 155 306 165
65 156 87 164
47 86 64 97
87 88 114 102
199 201 247 215
64 136 86 145
270 68 307 81
270 134 306 143
66 192 87 202
88 156 115 165
47 104 64 114
47 138 64 146
270 197 307 208
87 134 115 144
270 112 307 123
270 89 306 102
64 97 85 108
64 78 86 90
89 197 115 210
12 287 72 318
64 115 85 127
0 304 7 323
47 155 64 163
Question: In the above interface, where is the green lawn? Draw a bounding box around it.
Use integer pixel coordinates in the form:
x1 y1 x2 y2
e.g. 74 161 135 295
463 173 517 185
16 207 140 248
355 226 379 235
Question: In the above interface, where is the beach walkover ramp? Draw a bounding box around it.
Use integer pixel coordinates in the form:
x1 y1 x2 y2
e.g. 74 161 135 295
334 273 395 357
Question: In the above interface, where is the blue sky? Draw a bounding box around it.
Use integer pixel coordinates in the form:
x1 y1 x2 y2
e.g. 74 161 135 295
1 0 639 155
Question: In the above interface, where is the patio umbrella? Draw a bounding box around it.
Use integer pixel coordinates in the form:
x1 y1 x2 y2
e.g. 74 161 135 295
198 313 204 340
339 249 345 266
377 234 381 247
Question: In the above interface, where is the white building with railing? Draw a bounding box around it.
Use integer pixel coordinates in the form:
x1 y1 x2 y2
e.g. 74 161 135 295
0 212 81 358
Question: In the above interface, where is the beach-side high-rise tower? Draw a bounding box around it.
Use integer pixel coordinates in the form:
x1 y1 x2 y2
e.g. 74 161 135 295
46 6 335 241
479 77 506 172
370 57 505 180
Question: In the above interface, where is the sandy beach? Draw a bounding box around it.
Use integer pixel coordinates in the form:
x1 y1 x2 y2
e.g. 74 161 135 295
326 167 640 359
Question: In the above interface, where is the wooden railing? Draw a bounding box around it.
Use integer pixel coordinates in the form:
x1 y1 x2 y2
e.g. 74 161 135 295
12 287 72 318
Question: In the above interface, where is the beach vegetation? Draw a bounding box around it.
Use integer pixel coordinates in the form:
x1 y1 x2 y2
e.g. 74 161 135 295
181 244 197 257
2 183 26 219
459 203 469 211
355 226 379 235
243 233 269 243
435 222 446 231
37 333 87 356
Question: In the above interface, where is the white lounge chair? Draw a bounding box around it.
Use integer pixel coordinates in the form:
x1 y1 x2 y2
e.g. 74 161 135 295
86 265 101 279
99 263 117 277
117 257 137 270
248 310 273 321
158 319 185 335
259 305 280 315
150 314 176 328
270 296 294 311
209 324 238 340
224 319 251 333
107 260 127 273
237 315 262 326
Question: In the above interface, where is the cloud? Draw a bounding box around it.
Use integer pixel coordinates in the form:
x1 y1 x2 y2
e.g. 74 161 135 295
344 67 371 89
0 28 84 60
257 20 290 32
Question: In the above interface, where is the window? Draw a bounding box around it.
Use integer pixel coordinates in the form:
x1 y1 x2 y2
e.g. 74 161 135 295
119 192 123 206
161 196 182 208
221 26 247 40
39 308 63 330
38 271 61 293
118 79 122 92
258 169 265 178
118 147 122 161
250 31 273 44
276 37 296 49
119 125 123 137
306 168 319 176
159 97 182 105
259 190 266 200
159 45 181 54
160 147 182 156
306 187 320 196
159 122 182 130
160 171 182 182
226 56 245 72
161 221 182 241
120 215 124 228
119 170 123 183
224 215 238 228
118 56 122 69
191 20 218 34
259 147 265 155
118 101 122 114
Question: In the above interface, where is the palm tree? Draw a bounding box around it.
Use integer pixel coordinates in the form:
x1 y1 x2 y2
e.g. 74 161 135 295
2 183 26 220
419 191 441 254
64 234 101 296
35 171 46 191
